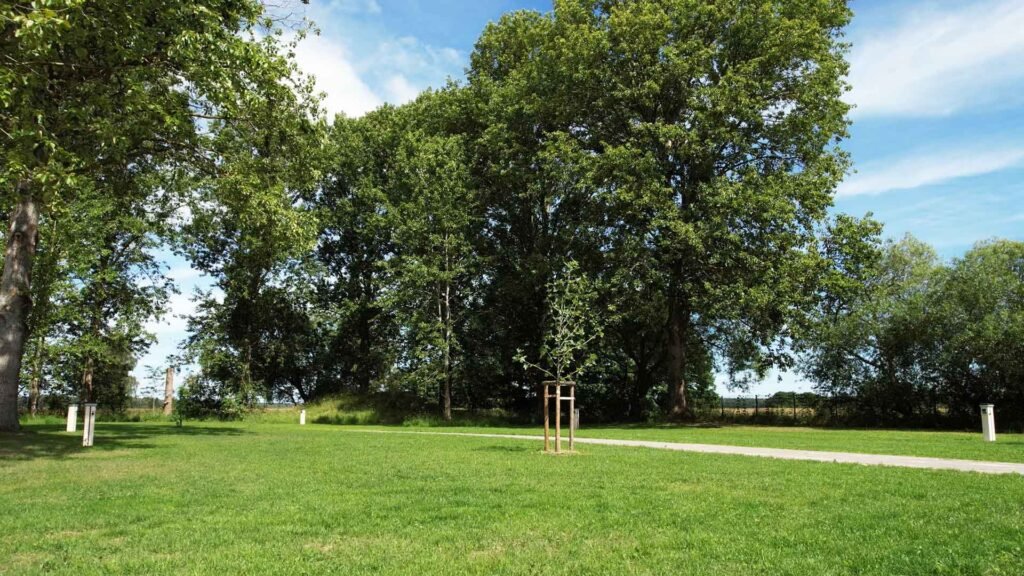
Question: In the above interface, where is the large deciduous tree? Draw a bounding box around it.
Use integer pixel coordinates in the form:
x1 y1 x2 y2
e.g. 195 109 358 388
0 0 318 430
800 235 1024 427
467 0 852 418
388 128 478 420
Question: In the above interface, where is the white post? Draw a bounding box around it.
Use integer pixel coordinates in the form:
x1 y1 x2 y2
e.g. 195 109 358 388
300 409 306 426
82 403 97 447
66 405 78 432
981 404 996 442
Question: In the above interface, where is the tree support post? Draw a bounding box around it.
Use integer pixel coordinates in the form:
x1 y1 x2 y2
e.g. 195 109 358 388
541 381 576 454
543 384 550 452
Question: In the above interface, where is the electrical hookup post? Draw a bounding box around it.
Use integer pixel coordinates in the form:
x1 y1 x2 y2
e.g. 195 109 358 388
980 404 996 442
82 403 97 447
542 381 578 454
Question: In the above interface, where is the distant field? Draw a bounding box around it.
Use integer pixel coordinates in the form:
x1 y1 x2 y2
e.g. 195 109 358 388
2 421 1023 575
248 399 1024 464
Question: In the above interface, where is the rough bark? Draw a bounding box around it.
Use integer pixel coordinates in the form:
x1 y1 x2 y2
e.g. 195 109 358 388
162 367 174 415
442 279 453 422
667 297 689 420
28 338 43 417
0 187 40 432
439 238 454 421
81 356 94 403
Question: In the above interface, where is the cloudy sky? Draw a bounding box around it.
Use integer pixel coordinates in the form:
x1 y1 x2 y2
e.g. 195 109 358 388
136 0 1024 395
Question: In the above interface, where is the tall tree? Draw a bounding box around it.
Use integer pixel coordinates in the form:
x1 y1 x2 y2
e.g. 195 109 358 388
0 0 318 429
931 240 1024 424
180 90 324 404
800 232 942 423
388 125 478 420
467 0 853 417
315 109 405 395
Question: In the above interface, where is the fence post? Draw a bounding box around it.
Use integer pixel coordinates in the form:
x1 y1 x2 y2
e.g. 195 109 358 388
755 395 759 417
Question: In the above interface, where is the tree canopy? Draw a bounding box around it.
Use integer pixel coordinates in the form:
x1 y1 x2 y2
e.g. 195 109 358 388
4 0 1023 430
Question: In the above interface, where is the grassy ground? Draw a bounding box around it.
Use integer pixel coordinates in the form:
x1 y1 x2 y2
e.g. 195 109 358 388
251 397 1024 463
352 424 1024 464
2 421 1023 575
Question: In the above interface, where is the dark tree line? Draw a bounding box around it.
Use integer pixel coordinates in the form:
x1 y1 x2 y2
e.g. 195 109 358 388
4 1 1022 430
801 235 1024 428
185 0 861 422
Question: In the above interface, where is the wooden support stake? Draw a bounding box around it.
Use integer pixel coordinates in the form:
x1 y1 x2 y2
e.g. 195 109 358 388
543 383 550 453
569 385 575 451
555 383 562 453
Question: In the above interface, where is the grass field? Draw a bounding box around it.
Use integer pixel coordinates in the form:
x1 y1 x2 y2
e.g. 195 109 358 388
249 398 1024 463
2 421 1023 575
357 424 1024 464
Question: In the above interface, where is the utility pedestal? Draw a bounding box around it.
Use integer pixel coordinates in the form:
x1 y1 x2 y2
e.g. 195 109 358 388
66 405 78 432
542 381 576 453
981 404 996 442
300 409 307 425
82 403 97 447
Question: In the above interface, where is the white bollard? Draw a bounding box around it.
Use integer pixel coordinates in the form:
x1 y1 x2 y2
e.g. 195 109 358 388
300 409 306 426
82 403 97 447
66 405 78 432
980 404 996 442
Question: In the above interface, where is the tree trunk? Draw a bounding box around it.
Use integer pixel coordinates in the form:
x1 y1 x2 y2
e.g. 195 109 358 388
0 188 40 432
442 279 453 422
162 367 174 415
28 374 39 417
667 297 689 419
28 337 43 417
81 356 94 403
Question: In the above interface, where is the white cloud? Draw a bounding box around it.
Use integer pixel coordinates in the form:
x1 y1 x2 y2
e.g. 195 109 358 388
384 74 420 105
327 0 381 14
838 146 1024 197
292 33 382 118
366 36 462 79
848 0 1024 117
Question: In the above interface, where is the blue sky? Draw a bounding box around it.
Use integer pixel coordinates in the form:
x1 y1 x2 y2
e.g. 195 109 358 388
136 0 1024 396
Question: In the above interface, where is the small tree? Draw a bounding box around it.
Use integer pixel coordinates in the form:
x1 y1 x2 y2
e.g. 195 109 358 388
516 261 604 386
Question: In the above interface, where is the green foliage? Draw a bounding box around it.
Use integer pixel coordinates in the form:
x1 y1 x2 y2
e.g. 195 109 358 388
19 167 174 410
800 236 1024 427
0 0 324 427
516 260 604 384
13 0 1021 431
174 375 246 421
466 0 853 416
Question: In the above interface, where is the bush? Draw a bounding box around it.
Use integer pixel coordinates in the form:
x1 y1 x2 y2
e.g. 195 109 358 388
176 376 247 421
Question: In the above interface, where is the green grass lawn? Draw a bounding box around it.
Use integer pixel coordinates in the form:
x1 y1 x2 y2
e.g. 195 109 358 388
348 423 1024 464
2 421 1023 575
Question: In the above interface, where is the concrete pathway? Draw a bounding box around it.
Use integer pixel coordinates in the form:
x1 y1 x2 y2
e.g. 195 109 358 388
345 429 1024 475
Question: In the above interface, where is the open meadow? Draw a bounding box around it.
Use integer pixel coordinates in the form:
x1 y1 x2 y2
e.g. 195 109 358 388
2 421 1023 575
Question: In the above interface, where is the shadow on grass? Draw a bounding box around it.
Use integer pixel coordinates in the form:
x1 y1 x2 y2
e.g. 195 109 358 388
0 423 248 462
472 444 532 453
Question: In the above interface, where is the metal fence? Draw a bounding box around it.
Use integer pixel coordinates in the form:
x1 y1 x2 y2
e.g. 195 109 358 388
691 394 850 425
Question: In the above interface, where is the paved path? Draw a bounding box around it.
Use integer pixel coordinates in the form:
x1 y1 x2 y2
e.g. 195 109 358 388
344 429 1024 475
